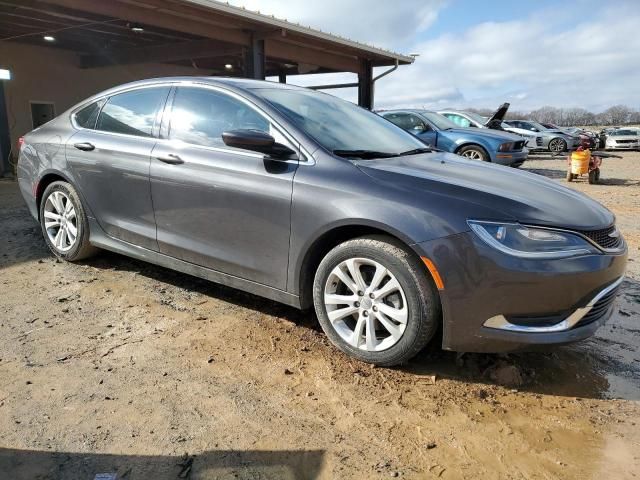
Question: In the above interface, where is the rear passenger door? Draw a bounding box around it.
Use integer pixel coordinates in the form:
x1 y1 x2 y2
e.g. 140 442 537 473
66 86 170 250
149 85 298 290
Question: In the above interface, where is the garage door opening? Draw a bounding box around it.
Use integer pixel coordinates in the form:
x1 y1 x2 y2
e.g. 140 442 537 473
30 102 55 129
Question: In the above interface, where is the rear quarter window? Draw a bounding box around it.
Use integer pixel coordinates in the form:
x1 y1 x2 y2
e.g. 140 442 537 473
74 100 105 129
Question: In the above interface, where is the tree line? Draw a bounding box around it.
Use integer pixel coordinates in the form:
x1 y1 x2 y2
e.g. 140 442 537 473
466 105 640 127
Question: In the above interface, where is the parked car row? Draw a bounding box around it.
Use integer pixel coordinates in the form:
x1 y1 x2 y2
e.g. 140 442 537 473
380 109 528 167
16 77 627 367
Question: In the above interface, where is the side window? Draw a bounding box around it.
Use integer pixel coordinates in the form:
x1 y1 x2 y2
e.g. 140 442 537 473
74 99 105 129
446 114 470 128
385 113 424 132
169 87 271 149
96 87 169 137
407 115 428 132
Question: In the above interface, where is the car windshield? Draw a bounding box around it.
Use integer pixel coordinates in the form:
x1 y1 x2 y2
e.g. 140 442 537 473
419 111 459 130
528 121 551 131
614 129 638 136
465 111 489 125
257 88 425 156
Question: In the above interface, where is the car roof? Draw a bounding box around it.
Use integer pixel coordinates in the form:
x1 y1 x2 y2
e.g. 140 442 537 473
107 76 305 92
67 76 308 114
381 109 436 114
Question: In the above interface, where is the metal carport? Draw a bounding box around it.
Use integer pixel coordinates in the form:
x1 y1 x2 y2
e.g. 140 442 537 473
0 0 414 175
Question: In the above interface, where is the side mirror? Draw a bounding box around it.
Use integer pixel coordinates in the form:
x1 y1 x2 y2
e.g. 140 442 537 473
222 129 296 158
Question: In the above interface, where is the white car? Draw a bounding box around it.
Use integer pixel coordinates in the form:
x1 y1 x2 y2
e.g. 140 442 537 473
439 110 543 150
604 128 640 150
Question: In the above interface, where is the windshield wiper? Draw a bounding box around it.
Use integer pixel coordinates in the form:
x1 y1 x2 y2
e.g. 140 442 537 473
332 149 397 159
397 147 433 156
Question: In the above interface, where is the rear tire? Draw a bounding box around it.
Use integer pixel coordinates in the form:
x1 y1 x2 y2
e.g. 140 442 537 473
39 181 98 262
312 236 440 366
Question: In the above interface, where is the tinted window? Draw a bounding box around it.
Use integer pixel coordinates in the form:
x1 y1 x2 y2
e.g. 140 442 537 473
384 113 427 132
446 114 471 128
96 87 169 137
75 100 104 129
169 87 270 148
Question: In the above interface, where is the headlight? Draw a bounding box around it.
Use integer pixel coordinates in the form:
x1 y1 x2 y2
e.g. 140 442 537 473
498 142 514 152
468 221 599 258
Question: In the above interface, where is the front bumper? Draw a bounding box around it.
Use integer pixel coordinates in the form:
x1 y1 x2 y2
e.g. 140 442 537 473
606 142 639 150
415 231 627 353
492 149 528 166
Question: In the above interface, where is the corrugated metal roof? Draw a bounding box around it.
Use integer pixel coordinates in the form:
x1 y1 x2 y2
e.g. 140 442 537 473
183 0 415 65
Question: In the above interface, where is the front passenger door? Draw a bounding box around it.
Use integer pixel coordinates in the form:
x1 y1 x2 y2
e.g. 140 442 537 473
150 86 298 290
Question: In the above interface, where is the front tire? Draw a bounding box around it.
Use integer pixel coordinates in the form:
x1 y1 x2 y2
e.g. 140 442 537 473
39 181 98 261
549 137 567 153
458 144 489 162
312 236 440 366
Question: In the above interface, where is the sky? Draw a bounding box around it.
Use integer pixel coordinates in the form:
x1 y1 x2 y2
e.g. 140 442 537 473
227 0 640 112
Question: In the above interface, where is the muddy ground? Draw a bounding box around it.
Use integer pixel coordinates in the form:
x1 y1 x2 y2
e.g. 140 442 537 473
0 151 639 480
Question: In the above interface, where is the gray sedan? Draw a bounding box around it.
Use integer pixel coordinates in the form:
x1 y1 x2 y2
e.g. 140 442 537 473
504 120 580 153
17 77 626 366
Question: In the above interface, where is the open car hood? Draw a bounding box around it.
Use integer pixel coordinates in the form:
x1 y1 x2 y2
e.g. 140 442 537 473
485 102 510 130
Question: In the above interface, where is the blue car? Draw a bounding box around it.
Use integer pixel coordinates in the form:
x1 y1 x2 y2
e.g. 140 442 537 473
381 109 528 166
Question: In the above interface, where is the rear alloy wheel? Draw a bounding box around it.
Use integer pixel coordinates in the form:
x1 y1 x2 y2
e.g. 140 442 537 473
313 236 440 366
39 181 98 261
458 145 489 162
549 138 567 153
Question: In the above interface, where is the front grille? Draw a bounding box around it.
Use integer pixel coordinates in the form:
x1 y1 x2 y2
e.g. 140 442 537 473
575 284 621 328
513 140 524 151
575 225 623 250
616 139 636 144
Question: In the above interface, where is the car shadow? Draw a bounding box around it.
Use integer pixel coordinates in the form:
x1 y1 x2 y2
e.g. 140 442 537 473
0 447 325 480
84 251 640 402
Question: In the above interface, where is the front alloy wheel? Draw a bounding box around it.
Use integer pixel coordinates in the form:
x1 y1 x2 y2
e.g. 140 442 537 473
313 236 440 366
549 138 567 153
324 258 408 351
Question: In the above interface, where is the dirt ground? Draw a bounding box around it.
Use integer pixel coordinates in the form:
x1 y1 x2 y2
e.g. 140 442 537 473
1 151 639 480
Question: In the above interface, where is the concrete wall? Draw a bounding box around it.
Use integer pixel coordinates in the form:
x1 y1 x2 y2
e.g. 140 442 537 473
1 42 198 149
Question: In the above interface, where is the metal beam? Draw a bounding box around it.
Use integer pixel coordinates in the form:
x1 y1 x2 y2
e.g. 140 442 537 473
39 0 251 46
358 60 373 110
265 39 360 74
243 35 265 80
0 82 11 177
80 39 241 69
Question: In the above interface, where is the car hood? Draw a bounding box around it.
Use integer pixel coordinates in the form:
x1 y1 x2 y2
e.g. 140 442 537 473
444 127 523 142
355 152 614 231
545 129 577 138
608 134 640 140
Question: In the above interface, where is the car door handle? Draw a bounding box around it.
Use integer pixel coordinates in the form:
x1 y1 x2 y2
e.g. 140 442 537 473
156 154 184 165
73 142 95 152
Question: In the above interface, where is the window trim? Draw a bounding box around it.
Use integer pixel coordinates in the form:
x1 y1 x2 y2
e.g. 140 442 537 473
160 82 313 163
